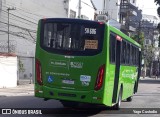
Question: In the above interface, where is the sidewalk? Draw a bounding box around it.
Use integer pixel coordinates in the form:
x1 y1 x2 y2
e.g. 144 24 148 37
0 84 34 97
139 76 160 80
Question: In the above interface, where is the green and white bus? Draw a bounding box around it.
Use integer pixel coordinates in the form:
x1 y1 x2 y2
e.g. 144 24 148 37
35 18 141 109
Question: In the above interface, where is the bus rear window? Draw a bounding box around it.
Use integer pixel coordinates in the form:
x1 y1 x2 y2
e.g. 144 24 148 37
41 20 104 56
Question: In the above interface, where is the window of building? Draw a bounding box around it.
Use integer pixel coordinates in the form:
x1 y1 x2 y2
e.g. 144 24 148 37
70 10 76 18
133 0 135 3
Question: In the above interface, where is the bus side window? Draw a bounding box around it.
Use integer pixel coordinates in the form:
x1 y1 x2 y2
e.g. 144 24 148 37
130 45 133 65
110 34 116 63
121 41 126 64
136 48 139 66
126 43 130 65
120 41 123 64
133 47 136 65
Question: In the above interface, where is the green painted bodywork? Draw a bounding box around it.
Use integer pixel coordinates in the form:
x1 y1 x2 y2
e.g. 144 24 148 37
35 19 141 107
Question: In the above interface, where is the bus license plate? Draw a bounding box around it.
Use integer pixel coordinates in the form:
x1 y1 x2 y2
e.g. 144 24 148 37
62 80 74 85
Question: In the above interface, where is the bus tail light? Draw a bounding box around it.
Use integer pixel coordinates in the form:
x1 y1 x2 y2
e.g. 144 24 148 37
36 59 43 85
94 65 105 91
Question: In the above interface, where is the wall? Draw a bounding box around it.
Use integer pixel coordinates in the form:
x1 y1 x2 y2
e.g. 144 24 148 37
102 0 137 21
0 55 17 88
0 0 95 85
0 0 95 57
102 0 120 21
0 0 67 57
18 57 34 79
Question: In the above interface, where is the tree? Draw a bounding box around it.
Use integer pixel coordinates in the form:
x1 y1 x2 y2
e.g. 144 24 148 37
155 0 160 16
159 36 160 47
158 23 160 32
158 7 160 17
131 32 144 48
155 0 160 5
155 0 160 47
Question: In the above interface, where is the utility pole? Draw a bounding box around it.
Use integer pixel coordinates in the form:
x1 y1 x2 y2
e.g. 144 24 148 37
7 7 16 53
78 0 81 18
103 0 106 12
119 0 122 23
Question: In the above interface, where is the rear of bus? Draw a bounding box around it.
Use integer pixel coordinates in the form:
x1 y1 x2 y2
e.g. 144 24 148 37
35 18 107 106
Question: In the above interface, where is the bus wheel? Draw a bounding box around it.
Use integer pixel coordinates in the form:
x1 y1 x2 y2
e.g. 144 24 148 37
113 88 122 110
61 100 79 108
126 96 133 102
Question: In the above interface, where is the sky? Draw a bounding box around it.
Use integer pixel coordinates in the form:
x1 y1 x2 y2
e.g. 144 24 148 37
92 0 159 18
136 0 159 18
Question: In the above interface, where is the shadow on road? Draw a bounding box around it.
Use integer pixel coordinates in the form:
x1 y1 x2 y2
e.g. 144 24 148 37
139 78 160 84
41 106 120 116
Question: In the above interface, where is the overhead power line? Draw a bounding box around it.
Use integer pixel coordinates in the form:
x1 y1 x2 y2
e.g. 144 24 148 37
0 21 37 33
0 29 36 43
1 14 37 28
2 1 44 17
2 5 40 21
1 10 38 25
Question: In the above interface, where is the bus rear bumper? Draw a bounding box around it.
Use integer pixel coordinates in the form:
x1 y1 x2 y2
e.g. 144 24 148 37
35 85 104 104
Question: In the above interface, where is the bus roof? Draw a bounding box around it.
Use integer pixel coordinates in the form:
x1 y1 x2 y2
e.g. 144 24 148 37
40 18 99 24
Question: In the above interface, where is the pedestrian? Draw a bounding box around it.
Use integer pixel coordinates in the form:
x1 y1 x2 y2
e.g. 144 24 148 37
142 68 145 79
29 73 32 84
155 70 158 80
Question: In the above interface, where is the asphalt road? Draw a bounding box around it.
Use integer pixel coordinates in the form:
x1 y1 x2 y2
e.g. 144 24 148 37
0 78 160 117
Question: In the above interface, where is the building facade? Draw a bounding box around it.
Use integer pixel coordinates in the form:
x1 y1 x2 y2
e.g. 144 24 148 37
0 0 96 85
68 0 96 20
100 0 138 35
0 0 96 56
102 0 120 21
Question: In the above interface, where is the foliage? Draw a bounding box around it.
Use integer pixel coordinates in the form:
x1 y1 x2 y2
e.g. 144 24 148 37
144 45 155 66
131 32 144 48
155 0 160 16
158 7 160 17
19 60 25 72
159 36 160 47
158 23 160 32
131 31 154 67
155 0 160 49
155 0 160 5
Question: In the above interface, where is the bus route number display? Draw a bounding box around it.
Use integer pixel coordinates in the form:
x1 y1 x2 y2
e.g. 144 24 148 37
85 28 96 34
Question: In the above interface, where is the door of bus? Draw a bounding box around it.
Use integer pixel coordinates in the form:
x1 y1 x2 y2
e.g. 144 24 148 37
112 37 121 103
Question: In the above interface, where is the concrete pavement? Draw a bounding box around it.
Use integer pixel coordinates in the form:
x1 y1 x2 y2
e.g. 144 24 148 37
0 84 34 97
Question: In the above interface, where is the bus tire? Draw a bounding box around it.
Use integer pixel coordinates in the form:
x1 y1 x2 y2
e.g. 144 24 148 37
113 88 122 110
126 96 133 102
134 82 137 94
61 100 79 108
